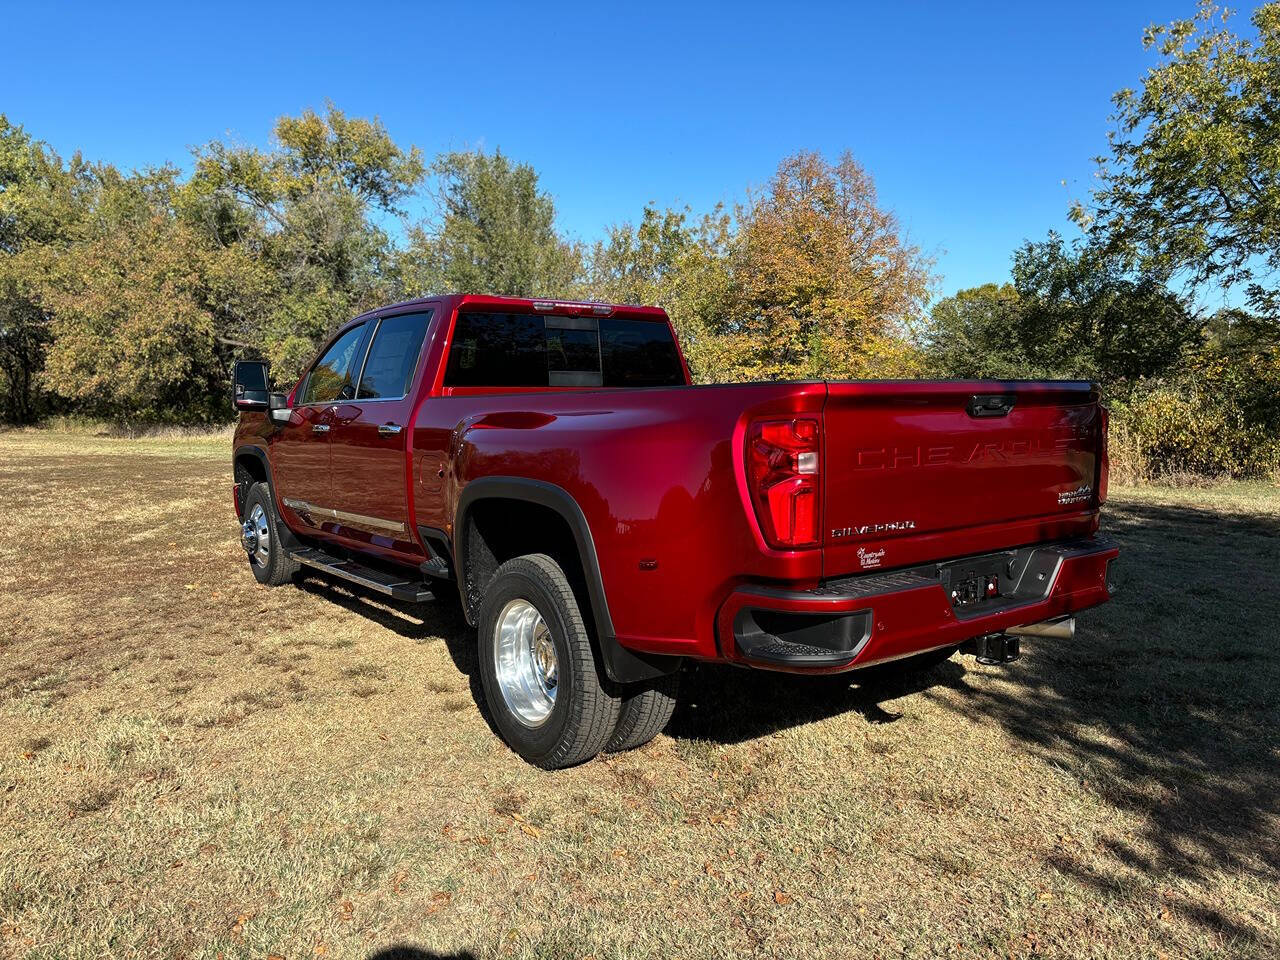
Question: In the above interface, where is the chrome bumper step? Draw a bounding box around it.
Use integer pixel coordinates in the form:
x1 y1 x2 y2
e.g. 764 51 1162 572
289 547 434 603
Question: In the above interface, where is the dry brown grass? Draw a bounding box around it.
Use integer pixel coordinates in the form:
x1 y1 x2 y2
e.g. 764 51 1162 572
1 431 1278 959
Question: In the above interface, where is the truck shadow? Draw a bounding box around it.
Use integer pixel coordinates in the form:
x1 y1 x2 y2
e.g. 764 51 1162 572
668 656 967 739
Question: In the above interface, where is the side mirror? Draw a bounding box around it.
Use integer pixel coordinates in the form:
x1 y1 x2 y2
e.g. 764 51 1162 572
233 360 270 410
268 392 292 425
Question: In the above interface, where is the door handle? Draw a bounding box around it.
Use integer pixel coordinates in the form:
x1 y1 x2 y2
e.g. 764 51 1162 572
312 423 330 434
378 423 403 436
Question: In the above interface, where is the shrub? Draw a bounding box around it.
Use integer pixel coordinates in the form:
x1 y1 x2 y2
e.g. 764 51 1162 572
1109 340 1280 481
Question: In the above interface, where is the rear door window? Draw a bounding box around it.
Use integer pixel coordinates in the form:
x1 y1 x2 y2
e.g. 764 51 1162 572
299 322 368 404
444 312 684 388
356 311 432 399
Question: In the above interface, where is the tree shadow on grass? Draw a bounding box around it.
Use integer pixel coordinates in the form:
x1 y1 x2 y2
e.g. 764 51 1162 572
929 498 1280 948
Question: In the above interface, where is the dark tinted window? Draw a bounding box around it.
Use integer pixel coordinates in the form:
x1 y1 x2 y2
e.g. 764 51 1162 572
445 312 545 386
299 323 367 404
601 317 684 386
547 319 602 387
357 311 432 399
443 311 685 389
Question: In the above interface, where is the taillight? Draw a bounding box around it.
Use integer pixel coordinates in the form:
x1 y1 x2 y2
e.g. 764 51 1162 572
746 417 821 548
1097 406 1110 505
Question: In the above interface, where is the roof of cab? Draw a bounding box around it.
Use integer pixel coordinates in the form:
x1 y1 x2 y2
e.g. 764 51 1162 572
352 293 670 325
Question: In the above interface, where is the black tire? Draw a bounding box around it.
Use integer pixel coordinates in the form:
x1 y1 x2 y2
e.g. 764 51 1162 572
606 672 680 753
241 482 300 587
477 554 620 769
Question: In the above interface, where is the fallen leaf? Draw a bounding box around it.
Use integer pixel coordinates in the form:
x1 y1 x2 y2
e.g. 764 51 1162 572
773 890 794 906
520 823 541 838
314 945 329 957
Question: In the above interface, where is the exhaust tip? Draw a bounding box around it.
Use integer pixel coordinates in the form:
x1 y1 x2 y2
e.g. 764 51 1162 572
1004 617 1075 640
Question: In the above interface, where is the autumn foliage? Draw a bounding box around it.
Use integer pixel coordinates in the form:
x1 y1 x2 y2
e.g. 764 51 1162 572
4 4 1280 480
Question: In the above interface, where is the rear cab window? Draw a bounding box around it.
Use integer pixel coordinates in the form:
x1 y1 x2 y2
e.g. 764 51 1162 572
444 311 684 389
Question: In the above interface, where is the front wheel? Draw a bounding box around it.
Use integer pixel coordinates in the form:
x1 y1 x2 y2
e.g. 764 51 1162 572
240 482 300 587
477 554 620 769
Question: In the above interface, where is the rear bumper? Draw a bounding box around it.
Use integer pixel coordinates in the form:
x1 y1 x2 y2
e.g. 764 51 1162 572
718 537 1119 672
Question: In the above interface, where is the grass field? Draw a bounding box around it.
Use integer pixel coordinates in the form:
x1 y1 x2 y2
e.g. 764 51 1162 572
1 428 1278 959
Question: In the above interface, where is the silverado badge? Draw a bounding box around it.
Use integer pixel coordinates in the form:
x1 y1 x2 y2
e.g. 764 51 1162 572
1057 484 1092 505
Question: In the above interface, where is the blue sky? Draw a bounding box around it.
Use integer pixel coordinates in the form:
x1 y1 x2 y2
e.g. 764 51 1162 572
4 1 1210 299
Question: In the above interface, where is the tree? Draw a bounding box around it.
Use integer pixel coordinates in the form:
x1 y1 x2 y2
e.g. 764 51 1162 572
722 151 933 381
922 283 1028 379
404 149 582 299
1073 1 1280 323
182 103 425 382
0 116 87 423
40 167 223 422
925 234 1200 386
586 205 733 381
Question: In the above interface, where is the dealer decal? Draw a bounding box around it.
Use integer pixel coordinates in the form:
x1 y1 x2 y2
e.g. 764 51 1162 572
857 547 886 569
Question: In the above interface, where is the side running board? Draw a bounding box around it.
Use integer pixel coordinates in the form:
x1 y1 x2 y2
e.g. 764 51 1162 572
289 547 434 603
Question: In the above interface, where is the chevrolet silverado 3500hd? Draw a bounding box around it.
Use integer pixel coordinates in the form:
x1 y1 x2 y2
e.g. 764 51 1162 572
232 294 1117 768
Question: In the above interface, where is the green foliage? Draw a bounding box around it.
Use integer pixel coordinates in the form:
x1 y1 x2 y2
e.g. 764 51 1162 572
404 149 582 298
0 116 88 423
925 234 1200 385
39 167 222 422
921 283 1029 379
586 205 733 381
181 103 426 385
1074 1 1280 320
1112 330 1280 479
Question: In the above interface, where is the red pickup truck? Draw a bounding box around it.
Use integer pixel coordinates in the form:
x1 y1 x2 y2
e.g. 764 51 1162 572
232 294 1117 768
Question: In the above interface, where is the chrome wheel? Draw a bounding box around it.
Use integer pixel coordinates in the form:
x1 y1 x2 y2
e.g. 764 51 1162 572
241 502 270 568
493 599 558 727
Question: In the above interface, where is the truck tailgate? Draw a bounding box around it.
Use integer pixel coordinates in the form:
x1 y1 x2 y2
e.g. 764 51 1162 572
821 380 1102 576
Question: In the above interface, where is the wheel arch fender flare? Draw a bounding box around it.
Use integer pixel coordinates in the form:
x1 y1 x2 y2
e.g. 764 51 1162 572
234 443 301 548
454 476 679 684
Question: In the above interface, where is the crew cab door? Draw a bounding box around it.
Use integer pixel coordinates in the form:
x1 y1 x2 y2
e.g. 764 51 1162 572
272 321 370 530
328 309 434 558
